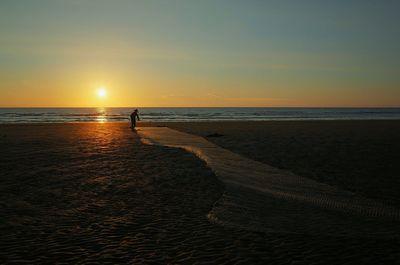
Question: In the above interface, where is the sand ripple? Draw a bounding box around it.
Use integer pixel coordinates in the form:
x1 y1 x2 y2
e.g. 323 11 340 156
1 123 399 264
139 127 400 238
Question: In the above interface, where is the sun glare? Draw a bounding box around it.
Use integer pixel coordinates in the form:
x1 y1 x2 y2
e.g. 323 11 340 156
97 87 107 98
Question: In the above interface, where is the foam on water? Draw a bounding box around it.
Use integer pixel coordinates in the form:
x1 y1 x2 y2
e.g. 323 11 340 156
1 107 400 123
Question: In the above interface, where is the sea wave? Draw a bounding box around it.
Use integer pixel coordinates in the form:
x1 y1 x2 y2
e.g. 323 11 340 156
1 108 400 123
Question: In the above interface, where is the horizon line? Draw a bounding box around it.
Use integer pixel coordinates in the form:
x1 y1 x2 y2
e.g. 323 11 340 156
1 106 400 109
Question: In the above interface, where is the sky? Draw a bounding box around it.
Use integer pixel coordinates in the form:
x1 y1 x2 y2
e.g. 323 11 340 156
0 0 399 107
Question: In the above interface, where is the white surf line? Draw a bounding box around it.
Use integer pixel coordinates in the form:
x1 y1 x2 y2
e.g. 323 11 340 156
137 127 400 220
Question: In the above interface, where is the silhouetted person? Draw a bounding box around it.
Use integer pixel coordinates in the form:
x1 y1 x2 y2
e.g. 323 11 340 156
130 109 140 129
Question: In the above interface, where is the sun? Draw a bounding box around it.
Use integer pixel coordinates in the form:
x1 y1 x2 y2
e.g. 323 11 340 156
97 87 107 98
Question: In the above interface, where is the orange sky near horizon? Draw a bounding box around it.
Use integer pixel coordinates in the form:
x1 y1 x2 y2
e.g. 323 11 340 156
2 86 398 108
1 72 398 107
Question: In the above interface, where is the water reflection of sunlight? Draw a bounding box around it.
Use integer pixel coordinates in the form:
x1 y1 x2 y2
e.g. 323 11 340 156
96 107 107 123
96 117 107 123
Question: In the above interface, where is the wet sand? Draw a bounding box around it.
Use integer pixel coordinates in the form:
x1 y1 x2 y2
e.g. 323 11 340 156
138 126 400 235
1 122 400 264
151 120 400 208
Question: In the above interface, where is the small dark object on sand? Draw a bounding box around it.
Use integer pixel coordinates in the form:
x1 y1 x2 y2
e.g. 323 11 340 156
206 133 225 138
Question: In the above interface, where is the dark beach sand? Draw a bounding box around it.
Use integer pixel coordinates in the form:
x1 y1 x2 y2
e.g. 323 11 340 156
1 122 399 264
151 120 400 208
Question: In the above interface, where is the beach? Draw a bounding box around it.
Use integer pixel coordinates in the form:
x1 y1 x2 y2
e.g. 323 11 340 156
153 120 400 208
1 122 400 264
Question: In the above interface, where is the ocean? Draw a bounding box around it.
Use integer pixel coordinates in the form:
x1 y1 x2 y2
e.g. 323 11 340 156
0 107 399 123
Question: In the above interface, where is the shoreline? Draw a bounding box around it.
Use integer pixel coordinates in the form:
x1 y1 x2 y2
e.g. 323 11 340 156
2 118 400 124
